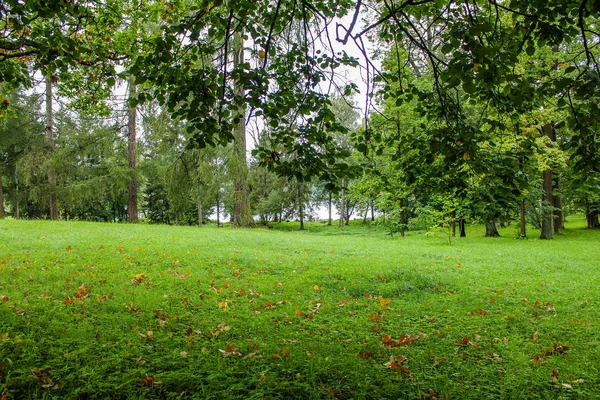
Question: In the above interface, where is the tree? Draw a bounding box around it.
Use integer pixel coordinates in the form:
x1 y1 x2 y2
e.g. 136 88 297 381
127 81 138 223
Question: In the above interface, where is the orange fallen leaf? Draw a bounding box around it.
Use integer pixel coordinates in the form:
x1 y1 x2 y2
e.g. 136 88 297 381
379 296 391 309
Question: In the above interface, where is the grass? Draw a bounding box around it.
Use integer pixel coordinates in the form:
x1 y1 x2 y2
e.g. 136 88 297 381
0 216 599 399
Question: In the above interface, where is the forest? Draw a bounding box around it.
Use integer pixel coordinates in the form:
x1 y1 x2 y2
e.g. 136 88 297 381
0 0 598 238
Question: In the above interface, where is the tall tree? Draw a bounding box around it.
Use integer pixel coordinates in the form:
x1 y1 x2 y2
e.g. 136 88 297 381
127 81 138 223
45 76 58 220
540 124 554 239
231 31 253 227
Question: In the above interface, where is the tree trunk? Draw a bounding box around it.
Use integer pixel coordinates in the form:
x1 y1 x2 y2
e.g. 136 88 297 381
485 220 500 237
552 177 563 233
232 31 253 228
519 200 527 238
298 181 304 230
339 178 345 227
458 218 466 237
197 195 202 227
127 82 138 223
587 210 599 228
540 124 554 239
399 204 406 237
371 203 375 221
216 195 221 228
452 211 456 237
0 173 4 219
327 192 332 225
46 76 58 220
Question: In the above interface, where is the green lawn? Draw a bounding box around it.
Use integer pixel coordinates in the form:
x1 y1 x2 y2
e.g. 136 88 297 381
0 217 598 399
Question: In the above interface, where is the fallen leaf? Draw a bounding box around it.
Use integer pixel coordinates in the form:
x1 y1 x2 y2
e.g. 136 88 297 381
323 386 341 398
220 344 242 357
379 296 391 309
140 375 160 387
382 334 420 347
73 284 90 299
466 309 488 316
456 335 478 347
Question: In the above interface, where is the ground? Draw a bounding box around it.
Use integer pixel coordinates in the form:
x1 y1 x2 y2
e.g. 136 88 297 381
0 217 598 399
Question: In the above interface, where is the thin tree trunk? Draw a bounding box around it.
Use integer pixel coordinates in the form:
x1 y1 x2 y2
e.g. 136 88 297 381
452 211 456 237
327 192 332 225
46 76 58 220
127 81 138 223
298 181 304 230
485 220 500 237
540 169 553 239
399 201 406 237
552 177 563 233
458 218 466 237
232 31 253 228
587 210 599 228
197 195 202 227
371 203 375 221
540 123 554 239
0 173 4 219
339 178 345 227
216 195 221 228
520 200 527 238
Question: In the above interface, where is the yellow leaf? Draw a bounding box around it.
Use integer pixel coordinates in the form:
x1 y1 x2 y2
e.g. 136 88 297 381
379 296 391 309
218 301 229 310
313 285 320 291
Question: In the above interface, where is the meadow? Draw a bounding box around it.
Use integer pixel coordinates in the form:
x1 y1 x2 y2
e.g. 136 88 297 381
0 217 599 399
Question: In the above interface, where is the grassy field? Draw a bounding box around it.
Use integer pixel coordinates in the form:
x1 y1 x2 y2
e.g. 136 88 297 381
0 217 599 399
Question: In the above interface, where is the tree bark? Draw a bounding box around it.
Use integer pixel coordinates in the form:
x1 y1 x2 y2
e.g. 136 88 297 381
458 218 466 237
339 178 345 227
519 200 527 238
327 191 332 225
232 31 253 228
46 76 58 220
371 203 375 221
552 177 563 233
540 123 554 239
197 195 202 227
127 81 138 223
0 173 4 219
216 194 221 228
485 220 500 237
298 181 304 230
15 176 19 220
399 203 406 237
452 211 456 237
587 210 599 228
